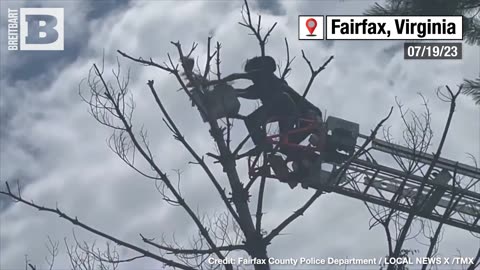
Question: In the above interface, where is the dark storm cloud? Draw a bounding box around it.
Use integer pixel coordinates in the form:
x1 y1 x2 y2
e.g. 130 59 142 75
3 47 83 83
86 0 130 20
254 0 286 15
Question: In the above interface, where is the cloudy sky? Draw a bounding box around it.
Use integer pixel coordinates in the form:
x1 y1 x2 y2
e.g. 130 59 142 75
0 0 479 269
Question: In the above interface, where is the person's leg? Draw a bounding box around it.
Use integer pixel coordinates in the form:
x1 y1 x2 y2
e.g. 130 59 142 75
230 114 247 120
275 93 298 144
245 106 268 145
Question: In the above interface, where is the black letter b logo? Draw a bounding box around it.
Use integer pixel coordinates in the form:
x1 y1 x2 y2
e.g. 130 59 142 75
25 15 58 44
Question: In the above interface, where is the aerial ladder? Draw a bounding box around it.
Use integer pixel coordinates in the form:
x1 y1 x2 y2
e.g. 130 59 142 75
247 114 480 234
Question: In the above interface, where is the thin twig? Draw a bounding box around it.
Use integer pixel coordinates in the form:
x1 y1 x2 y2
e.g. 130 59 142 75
280 38 295 80
203 37 218 79
215 42 222 80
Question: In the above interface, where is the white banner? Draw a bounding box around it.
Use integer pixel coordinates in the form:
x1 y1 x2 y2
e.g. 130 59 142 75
325 16 463 40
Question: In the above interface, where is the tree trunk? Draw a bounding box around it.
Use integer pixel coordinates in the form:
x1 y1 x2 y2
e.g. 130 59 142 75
208 125 270 270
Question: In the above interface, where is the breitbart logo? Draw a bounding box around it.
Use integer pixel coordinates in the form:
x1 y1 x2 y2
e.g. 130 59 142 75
7 8 64 51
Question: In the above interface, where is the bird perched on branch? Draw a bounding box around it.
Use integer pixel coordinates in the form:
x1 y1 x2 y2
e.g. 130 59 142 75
181 57 208 88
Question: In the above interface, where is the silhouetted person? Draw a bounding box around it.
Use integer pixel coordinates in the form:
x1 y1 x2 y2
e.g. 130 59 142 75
236 56 298 149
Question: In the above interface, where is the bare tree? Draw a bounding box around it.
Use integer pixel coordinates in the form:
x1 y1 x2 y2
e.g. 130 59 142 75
363 95 434 265
361 87 479 270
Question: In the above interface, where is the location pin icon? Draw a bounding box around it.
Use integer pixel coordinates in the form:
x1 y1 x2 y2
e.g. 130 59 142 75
306 18 317 36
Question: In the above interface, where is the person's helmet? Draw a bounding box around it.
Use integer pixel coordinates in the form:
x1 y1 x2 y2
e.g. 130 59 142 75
244 56 276 73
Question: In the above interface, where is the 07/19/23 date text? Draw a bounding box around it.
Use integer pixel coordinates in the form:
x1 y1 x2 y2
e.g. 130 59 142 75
404 43 462 60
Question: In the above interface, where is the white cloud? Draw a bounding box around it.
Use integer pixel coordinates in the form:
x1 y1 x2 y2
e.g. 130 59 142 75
1 1 479 270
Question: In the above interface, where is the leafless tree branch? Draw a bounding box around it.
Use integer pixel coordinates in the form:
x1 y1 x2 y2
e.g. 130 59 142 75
0 183 194 270
140 233 245 255
388 85 463 270
278 38 295 81
238 0 277 56
301 50 334 99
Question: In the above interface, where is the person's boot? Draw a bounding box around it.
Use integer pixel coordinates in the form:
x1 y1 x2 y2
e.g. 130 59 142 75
288 181 299 189
269 155 289 181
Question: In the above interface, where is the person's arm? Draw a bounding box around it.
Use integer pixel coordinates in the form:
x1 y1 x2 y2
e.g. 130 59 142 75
204 72 254 86
236 85 261 100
